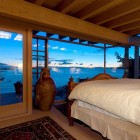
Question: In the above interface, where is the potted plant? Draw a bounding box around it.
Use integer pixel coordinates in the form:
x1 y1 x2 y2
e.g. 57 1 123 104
14 81 23 94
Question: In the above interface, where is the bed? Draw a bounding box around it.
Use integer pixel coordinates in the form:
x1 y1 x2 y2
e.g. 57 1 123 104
67 73 140 140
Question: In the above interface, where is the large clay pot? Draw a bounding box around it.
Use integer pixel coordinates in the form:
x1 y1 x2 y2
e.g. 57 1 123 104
35 68 56 111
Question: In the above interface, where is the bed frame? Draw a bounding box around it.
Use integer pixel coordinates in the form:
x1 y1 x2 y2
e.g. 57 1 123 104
67 73 119 126
67 73 140 140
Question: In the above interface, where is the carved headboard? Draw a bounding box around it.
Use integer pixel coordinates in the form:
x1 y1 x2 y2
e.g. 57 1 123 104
67 73 117 94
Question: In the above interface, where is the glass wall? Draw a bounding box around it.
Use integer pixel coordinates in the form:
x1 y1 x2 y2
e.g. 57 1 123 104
32 31 129 100
32 38 46 86
48 40 104 100
106 47 125 78
0 31 23 105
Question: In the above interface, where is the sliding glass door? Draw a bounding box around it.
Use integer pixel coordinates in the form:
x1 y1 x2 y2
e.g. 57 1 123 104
0 27 31 119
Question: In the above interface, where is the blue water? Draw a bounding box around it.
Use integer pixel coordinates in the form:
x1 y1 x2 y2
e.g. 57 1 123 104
0 69 22 94
49 67 124 87
0 67 124 94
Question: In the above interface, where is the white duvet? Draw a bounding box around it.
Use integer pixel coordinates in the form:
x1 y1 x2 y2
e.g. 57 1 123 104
68 78 140 126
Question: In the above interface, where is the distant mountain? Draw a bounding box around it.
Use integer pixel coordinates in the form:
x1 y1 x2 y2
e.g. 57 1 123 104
0 63 17 70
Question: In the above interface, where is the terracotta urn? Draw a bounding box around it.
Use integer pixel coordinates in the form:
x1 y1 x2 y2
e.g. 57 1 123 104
35 68 56 111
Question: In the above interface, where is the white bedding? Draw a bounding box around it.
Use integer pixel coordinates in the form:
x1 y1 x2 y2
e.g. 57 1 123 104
68 78 140 126
77 100 123 119
71 100 140 140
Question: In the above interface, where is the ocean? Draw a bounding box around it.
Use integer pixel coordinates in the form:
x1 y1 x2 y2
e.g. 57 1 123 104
1 67 124 92
0 69 23 94
0 67 124 100
50 67 124 87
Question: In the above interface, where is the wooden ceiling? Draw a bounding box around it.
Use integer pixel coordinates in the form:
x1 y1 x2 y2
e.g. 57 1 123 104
24 0 140 37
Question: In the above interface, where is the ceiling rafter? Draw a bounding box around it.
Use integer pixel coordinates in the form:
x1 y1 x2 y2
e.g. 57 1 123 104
35 0 46 5
22 0 140 36
74 0 112 20
69 37 77 41
124 27 140 35
89 0 140 25
115 20 140 32
55 0 77 14
59 35 67 39
102 10 140 29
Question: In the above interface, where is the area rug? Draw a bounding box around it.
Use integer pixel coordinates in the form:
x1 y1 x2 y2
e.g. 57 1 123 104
0 116 76 140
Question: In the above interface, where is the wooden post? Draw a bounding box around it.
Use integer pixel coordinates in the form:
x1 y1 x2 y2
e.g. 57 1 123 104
37 39 39 79
134 45 139 79
67 76 77 126
124 46 129 77
45 39 48 68
104 44 106 73
67 100 74 126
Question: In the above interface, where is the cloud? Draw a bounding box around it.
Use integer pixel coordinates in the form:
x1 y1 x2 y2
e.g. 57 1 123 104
59 62 72 65
52 67 60 72
70 67 81 74
32 56 44 61
32 44 39 47
92 49 103 54
53 59 73 62
14 34 23 41
0 31 12 39
60 47 66 51
48 60 51 64
52 46 58 49
48 58 55 64
79 63 83 65
13 58 22 60
52 59 73 65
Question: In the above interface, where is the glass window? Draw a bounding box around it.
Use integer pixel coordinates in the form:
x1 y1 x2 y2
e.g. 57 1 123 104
48 40 104 100
106 47 125 78
0 31 23 105
32 38 46 86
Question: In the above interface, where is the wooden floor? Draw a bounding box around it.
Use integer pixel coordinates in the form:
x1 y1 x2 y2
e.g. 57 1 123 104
0 106 105 140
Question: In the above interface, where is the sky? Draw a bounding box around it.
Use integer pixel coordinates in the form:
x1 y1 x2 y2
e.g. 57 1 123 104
48 40 125 67
0 31 23 69
0 30 137 69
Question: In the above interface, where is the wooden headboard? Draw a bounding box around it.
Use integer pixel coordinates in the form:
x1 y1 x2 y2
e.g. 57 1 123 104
67 73 116 93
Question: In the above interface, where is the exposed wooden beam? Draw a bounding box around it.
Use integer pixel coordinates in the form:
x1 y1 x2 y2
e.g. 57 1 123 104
89 0 140 25
69 37 77 41
115 20 140 32
33 35 104 48
35 0 46 6
128 36 140 45
0 15 117 45
125 27 140 36
0 0 129 44
79 39 86 43
102 10 140 29
87 41 97 45
47 33 53 37
59 35 67 39
74 0 112 20
33 30 39 35
55 0 76 14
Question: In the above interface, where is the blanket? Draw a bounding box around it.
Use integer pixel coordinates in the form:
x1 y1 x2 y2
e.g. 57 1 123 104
69 78 140 126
